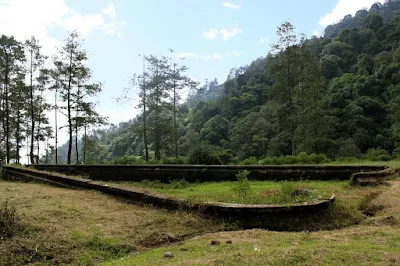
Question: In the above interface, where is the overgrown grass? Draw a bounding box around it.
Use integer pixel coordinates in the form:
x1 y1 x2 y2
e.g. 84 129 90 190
71 230 137 265
106 180 400 266
0 180 222 265
106 179 342 205
98 178 392 231
232 170 318 204
0 200 21 238
327 159 400 168
1 176 398 265
106 224 400 266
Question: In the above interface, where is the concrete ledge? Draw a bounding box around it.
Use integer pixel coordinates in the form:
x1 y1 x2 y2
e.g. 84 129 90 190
29 164 388 182
350 168 398 185
2 166 335 218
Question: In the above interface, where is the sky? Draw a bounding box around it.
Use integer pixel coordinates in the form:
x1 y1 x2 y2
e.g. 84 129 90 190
0 0 385 158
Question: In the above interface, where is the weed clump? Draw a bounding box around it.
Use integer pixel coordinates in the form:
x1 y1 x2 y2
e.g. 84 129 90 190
234 170 251 203
0 200 21 238
232 171 318 205
276 181 315 204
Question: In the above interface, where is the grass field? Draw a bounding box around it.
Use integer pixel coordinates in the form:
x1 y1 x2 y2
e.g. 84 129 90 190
101 180 350 205
326 159 400 168
0 172 399 265
108 179 400 266
0 180 223 266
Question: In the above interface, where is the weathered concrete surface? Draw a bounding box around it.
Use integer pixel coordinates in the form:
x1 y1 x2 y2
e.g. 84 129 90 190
29 164 388 182
350 168 398 186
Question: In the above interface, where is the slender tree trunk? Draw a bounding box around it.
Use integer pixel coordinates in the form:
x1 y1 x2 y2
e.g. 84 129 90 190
173 61 178 159
45 139 49 164
154 62 161 161
29 50 35 164
0 87 5 151
287 49 295 156
67 51 73 165
67 88 72 165
36 90 44 164
155 92 160 160
75 83 80 164
75 123 79 164
36 111 41 164
15 107 21 164
143 93 149 161
142 58 149 161
55 87 58 164
5 53 10 163
26 120 29 163
83 124 87 164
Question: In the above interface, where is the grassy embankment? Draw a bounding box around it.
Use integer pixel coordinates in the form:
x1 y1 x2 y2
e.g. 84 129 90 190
101 180 342 205
107 179 400 266
0 164 399 265
0 180 223 265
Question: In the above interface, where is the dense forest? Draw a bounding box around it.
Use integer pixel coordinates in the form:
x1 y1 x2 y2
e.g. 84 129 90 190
3 1 400 165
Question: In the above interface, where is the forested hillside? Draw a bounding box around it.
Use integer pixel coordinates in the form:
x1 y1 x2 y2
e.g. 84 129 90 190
46 0 400 164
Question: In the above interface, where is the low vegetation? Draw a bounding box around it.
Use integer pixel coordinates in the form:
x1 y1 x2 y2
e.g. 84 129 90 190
108 179 400 265
0 170 398 265
104 179 347 205
0 180 223 265
0 200 22 239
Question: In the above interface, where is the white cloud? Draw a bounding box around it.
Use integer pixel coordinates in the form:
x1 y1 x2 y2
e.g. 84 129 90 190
176 52 199 59
202 27 242 40
319 0 385 26
202 28 219 39
226 51 242 57
222 2 241 9
0 0 68 56
259 37 269 44
102 2 117 18
0 0 125 58
205 53 223 61
220 27 241 40
63 13 105 35
61 1 124 38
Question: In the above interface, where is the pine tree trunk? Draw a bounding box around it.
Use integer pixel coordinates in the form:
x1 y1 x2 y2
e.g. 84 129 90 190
83 124 87 164
25 120 29 164
173 63 178 159
5 53 10 163
55 88 58 165
287 50 295 156
75 84 80 164
155 95 160 160
15 107 21 164
29 50 35 164
67 51 73 165
45 139 49 164
142 59 149 161
36 90 44 164
36 111 41 164
75 127 78 164
143 97 149 161
154 63 161 161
